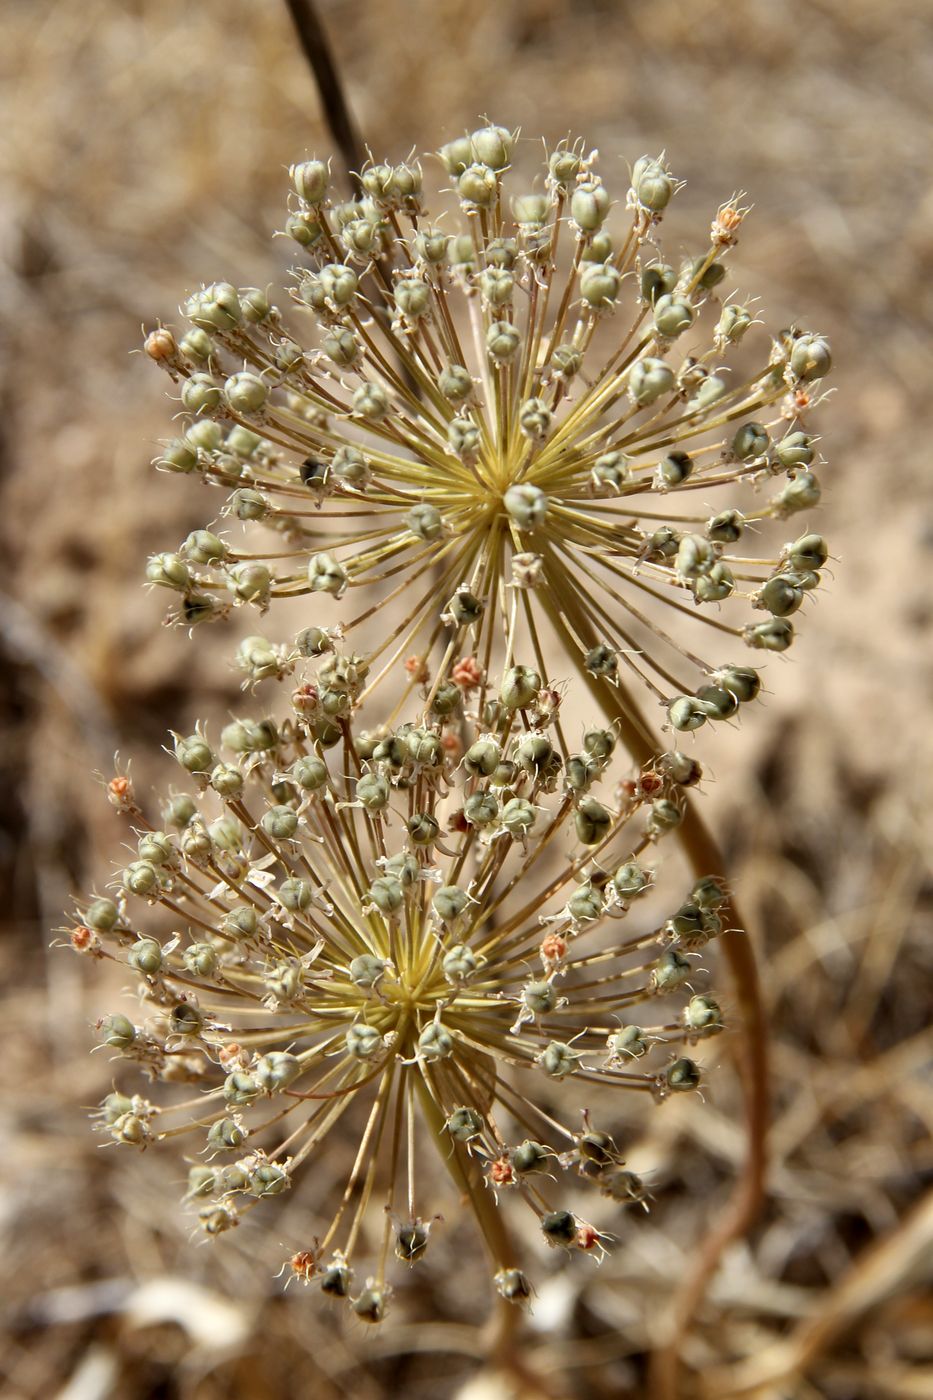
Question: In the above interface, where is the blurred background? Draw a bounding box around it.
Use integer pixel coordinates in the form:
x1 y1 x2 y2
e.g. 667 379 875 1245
1 1 932 1396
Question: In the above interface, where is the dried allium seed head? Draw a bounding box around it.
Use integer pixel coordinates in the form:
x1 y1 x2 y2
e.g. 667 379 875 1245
77 678 722 1315
141 128 828 754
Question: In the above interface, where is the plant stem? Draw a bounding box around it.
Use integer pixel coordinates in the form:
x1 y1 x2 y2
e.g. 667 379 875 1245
282 0 365 195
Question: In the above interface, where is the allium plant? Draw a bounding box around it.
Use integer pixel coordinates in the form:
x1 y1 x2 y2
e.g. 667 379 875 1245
74 123 830 1321
75 678 724 1315
143 123 830 746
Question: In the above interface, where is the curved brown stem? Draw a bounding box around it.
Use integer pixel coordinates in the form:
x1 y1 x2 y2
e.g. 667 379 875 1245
282 0 365 195
538 588 770 1399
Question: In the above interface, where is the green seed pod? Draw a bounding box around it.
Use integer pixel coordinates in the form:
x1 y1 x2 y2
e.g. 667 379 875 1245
179 326 213 362
221 718 277 756
277 878 313 913
656 450 694 489
500 665 541 710
127 937 163 975
448 416 480 457
414 226 448 263
290 159 329 204
353 772 388 813
321 327 360 367
447 234 476 270
538 1041 582 1079
446 1106 483 1142
317 263 358 307
675 533 715 579
629 357 675 406
732 422 770 460
478 267 514 306
713 665 760 703
783 532 828 572
187 1165 216 1198
500 797 536 838
228 562 271 607
238 286 272 324
260 805 298 840
580 262 620 309
249 1162 290 1198
570 179 610 232
145 552 191 592
208 763 242 799
590 450 629 494
186 282 242 332
694 561 735 602
744 617 794 651
706 509 744 544
442 943 478 983
223 1071 260 1106
550 342 582 378
230 489 269 523
522 979 557 1016
433 885 470 922
774 431 814 468
158 437 200 474
418 1020 453 1061
665 1057 701 1092
691 875 727 910
567 880 604 922
97 1013 136 1049
470 123 513 170
717 303 753 344
790 332 832 381
759 575 804 617
207 1118 247 1152
368 875 403 915
255 1051 302 1092
581 728 614 761
407 812 439 846
352 382 389 423
648 798 683 835
695 684 739 720
122 860 160 897
183 942 218 977
689 256 726 290
346 1023 383 1061
486 320 522 363
653 293 695 338
510 1140 552 1175
186 420 223 453
651 948 692 992
512 192 549 225
438 363 473 402
690 374 727 410
221 906 259 940
612 861 650 900
667 696 707 732
182 529 228 566
457 162 498 207
541 1209 577 1246
320 1256 353 1297
394 278 431 320
586 230 614 262
464 790 498 828
329 446 369 488
658 750 703 786
182 373 222 415
285 210 323 246
565 753 601 792
86 897 119 932
360 162 394 202
518 396 552 440
641 263 677 304
548 144 582 189
406 503 443 541
437 135 473 176
685 995 724 1032
307 551 348 598
632 156 674 211
503 482 548 530
464 736 500 777
608 1024 648 1060
223 371 267 415
513 733 554 778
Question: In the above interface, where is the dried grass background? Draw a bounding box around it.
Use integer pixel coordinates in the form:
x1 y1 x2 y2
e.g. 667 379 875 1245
1 1 932 1396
